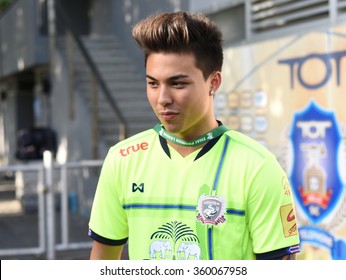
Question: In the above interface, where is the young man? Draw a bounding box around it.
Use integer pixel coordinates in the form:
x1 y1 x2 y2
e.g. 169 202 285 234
88 11 300 260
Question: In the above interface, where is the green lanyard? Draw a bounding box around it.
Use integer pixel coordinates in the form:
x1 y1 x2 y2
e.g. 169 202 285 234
153 124 229 146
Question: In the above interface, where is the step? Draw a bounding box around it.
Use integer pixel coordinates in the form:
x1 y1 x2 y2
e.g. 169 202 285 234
99 118 157 134
75 62 140 74
70 35 156 151
76 79 145 90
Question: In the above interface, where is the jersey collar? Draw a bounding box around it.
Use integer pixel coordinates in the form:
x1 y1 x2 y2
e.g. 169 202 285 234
158 120 227 161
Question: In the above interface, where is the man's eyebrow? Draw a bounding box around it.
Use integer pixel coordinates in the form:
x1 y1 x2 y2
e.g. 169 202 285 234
168 74 189 81
146 74 189 81
146 74 157 81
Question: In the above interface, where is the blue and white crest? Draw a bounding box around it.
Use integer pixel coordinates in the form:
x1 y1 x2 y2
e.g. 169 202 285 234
289 101 343 224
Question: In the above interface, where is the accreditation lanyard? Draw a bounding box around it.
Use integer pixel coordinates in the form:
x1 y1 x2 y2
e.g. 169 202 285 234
153 124 229 147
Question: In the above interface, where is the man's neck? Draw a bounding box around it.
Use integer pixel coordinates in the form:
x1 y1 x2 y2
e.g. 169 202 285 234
164 119 220 157
167 142 204 158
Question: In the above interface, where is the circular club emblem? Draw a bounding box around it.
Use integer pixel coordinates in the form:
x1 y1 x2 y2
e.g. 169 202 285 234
196 195 226 226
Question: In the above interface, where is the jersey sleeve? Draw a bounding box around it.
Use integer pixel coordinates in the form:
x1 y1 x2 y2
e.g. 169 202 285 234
245 153 300 258
88 148 128 245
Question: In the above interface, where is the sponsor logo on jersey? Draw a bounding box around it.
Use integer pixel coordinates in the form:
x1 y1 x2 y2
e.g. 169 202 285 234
280 204 298 237
196 195 226 226
119 142 149 157
132 183 144 193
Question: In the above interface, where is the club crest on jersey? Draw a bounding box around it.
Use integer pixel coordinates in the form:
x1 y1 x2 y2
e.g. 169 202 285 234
196 195 226 226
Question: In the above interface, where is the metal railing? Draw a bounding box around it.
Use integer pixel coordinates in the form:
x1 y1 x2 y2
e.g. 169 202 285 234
0 151 103 259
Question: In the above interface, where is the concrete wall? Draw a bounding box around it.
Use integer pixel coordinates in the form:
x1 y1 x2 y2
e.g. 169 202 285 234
0 0 49 79
50 50 94 162
0 78 17 165
89 0 189 76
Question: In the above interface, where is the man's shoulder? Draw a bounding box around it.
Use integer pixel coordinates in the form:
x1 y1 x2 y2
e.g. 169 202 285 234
109 128 157 152
225 129 273 158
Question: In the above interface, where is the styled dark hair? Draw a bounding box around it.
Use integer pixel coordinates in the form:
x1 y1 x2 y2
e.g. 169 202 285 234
132 11 223 80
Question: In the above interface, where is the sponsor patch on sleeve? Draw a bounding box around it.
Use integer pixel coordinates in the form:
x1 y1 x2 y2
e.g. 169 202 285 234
280 204 298 237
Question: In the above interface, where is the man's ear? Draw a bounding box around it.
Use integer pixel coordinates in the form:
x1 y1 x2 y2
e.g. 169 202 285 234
210 71 222 92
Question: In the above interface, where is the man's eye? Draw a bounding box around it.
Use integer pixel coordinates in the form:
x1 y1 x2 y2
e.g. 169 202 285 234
147 81 158 87
173 82 188 87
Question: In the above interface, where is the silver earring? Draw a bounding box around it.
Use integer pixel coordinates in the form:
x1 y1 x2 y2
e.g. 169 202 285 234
209 89 215 96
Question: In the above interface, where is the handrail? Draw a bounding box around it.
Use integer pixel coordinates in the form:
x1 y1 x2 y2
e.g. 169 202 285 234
54 1 127 141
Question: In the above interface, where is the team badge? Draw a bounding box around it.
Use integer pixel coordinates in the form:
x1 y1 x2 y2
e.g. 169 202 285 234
196 195 226 225
289 101 343 224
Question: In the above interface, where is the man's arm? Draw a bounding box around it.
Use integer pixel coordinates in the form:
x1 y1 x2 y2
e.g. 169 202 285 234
90 240 124 260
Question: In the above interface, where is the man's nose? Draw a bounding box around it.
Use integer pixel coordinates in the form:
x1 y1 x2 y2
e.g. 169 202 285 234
158 86 173 106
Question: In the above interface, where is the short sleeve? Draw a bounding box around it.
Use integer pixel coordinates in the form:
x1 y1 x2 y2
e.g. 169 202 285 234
246 154 300 255
88 148 128 244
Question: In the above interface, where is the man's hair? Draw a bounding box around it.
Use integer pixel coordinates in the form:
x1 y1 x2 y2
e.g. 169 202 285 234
132 11 223 80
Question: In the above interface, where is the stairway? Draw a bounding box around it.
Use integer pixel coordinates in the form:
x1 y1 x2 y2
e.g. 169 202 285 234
73 35 157 148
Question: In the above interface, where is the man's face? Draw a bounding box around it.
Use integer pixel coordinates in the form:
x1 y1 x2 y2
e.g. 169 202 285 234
146 52 217 139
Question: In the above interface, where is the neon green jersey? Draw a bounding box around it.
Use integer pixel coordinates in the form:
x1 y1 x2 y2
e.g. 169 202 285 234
88 126 300 260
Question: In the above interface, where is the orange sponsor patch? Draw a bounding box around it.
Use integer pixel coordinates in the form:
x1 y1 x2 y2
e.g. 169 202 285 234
280 204 298 237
